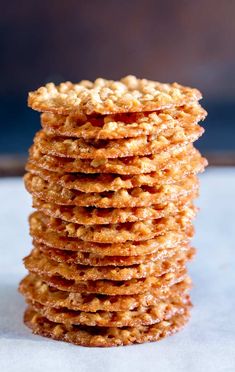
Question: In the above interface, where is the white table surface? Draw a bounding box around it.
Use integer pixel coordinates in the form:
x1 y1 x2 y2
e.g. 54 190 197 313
0 167 235 372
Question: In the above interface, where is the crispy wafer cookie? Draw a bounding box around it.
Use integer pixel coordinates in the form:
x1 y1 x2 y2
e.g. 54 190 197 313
24 247 195 282
28 75 202 115
28 143 194 174
19 274 191 312
30 210 194 256
36 241 190 266
25 173 198 208
26 147 206 192
34 124 203 159
32 228 193 257
41 103 206 139
24 306 191 347
28 293 190 327
29 207 196 244
34 267 188 295
32 190 198 225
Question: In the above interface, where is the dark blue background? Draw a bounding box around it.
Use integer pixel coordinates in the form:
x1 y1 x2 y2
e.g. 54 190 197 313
1 0 235 155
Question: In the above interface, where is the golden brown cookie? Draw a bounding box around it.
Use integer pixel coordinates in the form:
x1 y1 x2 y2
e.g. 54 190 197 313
28 143 194 175
32 190 198 225
29 207 196 245
33 268 188 295
32 228 194 257
33 124 203 159
28 75 202 115
25 147 207 192
41 103 206 140
35 240 190 266
19 273 191 312
24 305 191 346
27 293 190 327
24 247 195 282
25 173 198 208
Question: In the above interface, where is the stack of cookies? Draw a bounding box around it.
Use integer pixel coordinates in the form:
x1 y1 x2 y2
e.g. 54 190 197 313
19 76 207 347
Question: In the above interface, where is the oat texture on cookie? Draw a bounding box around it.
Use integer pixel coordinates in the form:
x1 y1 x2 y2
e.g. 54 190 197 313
20 75 207 347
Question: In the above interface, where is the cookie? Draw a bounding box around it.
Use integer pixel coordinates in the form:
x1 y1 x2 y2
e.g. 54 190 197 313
35 240 190 266
41 103 206 140
33 229 194 258
25 173 198 208
24 247 195 281
27 293 190 327
25 147 207 192
19 274 191 312
24 305 191 346
29 206 196 245
32 190 198 225
28 143 193 175
34 124 204 159
32 227 193 257
32 267 188 295
28 75 202 115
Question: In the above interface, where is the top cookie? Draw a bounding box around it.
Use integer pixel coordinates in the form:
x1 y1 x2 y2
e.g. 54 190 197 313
28 75 202 115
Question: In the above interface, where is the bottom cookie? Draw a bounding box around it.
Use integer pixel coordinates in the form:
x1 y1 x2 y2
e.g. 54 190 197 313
24 306 190 347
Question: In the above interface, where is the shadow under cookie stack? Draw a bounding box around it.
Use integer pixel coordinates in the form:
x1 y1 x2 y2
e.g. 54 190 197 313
19 76 207 347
